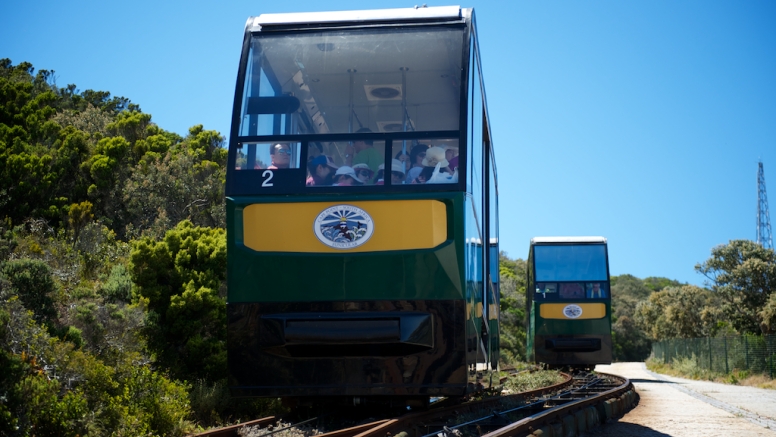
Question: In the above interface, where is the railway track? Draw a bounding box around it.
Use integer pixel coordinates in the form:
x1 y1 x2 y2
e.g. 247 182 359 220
189 371 637 437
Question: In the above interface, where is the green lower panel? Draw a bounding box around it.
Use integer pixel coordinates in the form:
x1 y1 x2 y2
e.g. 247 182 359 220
227 194 466 303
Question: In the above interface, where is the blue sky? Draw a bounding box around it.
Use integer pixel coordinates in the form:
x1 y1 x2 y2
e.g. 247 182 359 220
3 1 775 286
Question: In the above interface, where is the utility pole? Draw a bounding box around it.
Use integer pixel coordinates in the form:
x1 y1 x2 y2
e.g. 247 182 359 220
757 161 773 249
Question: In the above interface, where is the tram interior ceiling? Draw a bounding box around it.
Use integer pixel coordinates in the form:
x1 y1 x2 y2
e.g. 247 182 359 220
240 27 464 138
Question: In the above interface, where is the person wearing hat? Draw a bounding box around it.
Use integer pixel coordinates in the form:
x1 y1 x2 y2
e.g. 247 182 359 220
306 155 338 186
344 127 382 175
421 146 452 173
333 166 362 186
352 163 375 185
388 158 405 185
421 146 458 184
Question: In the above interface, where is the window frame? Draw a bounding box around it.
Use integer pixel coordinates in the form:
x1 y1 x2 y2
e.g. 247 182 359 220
226 131 464 196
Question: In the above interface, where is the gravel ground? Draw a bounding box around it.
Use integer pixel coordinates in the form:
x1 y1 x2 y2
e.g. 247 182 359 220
583 362 776 436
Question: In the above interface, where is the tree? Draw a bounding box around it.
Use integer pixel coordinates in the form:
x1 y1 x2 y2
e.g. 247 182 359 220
609 274 664 361
129 220 227 381
695 240 776 334
67 200 93 245
123 127 226 238
499 252 527 362
635 285 721 340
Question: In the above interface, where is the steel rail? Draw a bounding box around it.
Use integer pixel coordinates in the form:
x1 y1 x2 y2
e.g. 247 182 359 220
481 372 633 437
416 374 608 437
187 371 582 437
337 373 574 437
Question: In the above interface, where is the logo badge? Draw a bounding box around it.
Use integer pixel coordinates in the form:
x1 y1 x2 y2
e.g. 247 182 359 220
563 304 583 319
314 205 374 249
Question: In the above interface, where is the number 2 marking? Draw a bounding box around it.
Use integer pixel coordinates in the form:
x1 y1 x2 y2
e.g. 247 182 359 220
261 170 274 187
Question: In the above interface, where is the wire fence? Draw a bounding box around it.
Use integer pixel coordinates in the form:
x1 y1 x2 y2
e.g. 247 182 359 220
651 335 776 378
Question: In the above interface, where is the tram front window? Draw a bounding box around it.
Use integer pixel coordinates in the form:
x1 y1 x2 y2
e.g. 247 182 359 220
534 245 608 282
238 26 464 137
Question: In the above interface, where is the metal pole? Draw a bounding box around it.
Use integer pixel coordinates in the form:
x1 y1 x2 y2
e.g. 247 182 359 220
724 336 729 374
745 335 749 370
696 338 700 366
400 67 409 174
766 335 774 378
708 337 713 371
348 69 356 134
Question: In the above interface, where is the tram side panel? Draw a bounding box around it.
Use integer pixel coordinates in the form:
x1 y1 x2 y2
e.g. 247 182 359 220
227 194 482 397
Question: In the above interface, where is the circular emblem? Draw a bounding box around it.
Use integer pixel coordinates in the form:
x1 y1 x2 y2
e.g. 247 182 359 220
314 204 374 249
563 304 583 319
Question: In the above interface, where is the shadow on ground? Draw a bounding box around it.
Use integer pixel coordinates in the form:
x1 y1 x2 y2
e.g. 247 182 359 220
629 379 674 384
583 422 673 436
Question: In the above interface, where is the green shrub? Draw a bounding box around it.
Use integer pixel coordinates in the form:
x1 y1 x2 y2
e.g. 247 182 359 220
1 258 58 325
99 263 133 302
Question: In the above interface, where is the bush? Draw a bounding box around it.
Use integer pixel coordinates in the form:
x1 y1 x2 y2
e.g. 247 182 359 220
0 299 195 436
1 258 58 325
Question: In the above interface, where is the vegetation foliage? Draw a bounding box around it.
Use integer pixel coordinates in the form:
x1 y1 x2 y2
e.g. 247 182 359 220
3 56 774 434
0 59 237 436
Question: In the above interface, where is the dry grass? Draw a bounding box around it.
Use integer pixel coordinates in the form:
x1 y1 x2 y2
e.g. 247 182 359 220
647 358 776 389
500 369 566 394
724 372 776 389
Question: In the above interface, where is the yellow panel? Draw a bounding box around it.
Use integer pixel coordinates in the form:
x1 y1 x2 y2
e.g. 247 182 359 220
243 200 447 253
540 303 607 320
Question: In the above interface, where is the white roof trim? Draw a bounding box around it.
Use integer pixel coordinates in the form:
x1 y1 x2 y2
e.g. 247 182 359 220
252 6 461 28
531 236 607 244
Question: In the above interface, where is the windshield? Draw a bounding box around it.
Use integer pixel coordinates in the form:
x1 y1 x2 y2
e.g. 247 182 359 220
238 26 464 137
533 244 608 282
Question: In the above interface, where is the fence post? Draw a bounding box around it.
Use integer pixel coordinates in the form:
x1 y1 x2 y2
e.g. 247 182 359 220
744 335 749 370
770 335 774 379
724 336 729 374
685 338 689 359
696 338 700 367
708 337 713 371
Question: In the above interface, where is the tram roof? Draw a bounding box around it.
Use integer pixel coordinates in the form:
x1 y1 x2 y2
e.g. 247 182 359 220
249 6 464 30
531 236 607 245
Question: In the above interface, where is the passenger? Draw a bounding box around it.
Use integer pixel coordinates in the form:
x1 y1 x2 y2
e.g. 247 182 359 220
395 150 410 165
587 282 607 298
405 144 430 183
345 127 382 175
412 166 435 184
268 143 292 169
389 159 405 185
375 164 385 185
333 166 362 186
306 155 338 186
559 283 585 299
446 147 459 171
422 146 452 174
352 163 374 185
